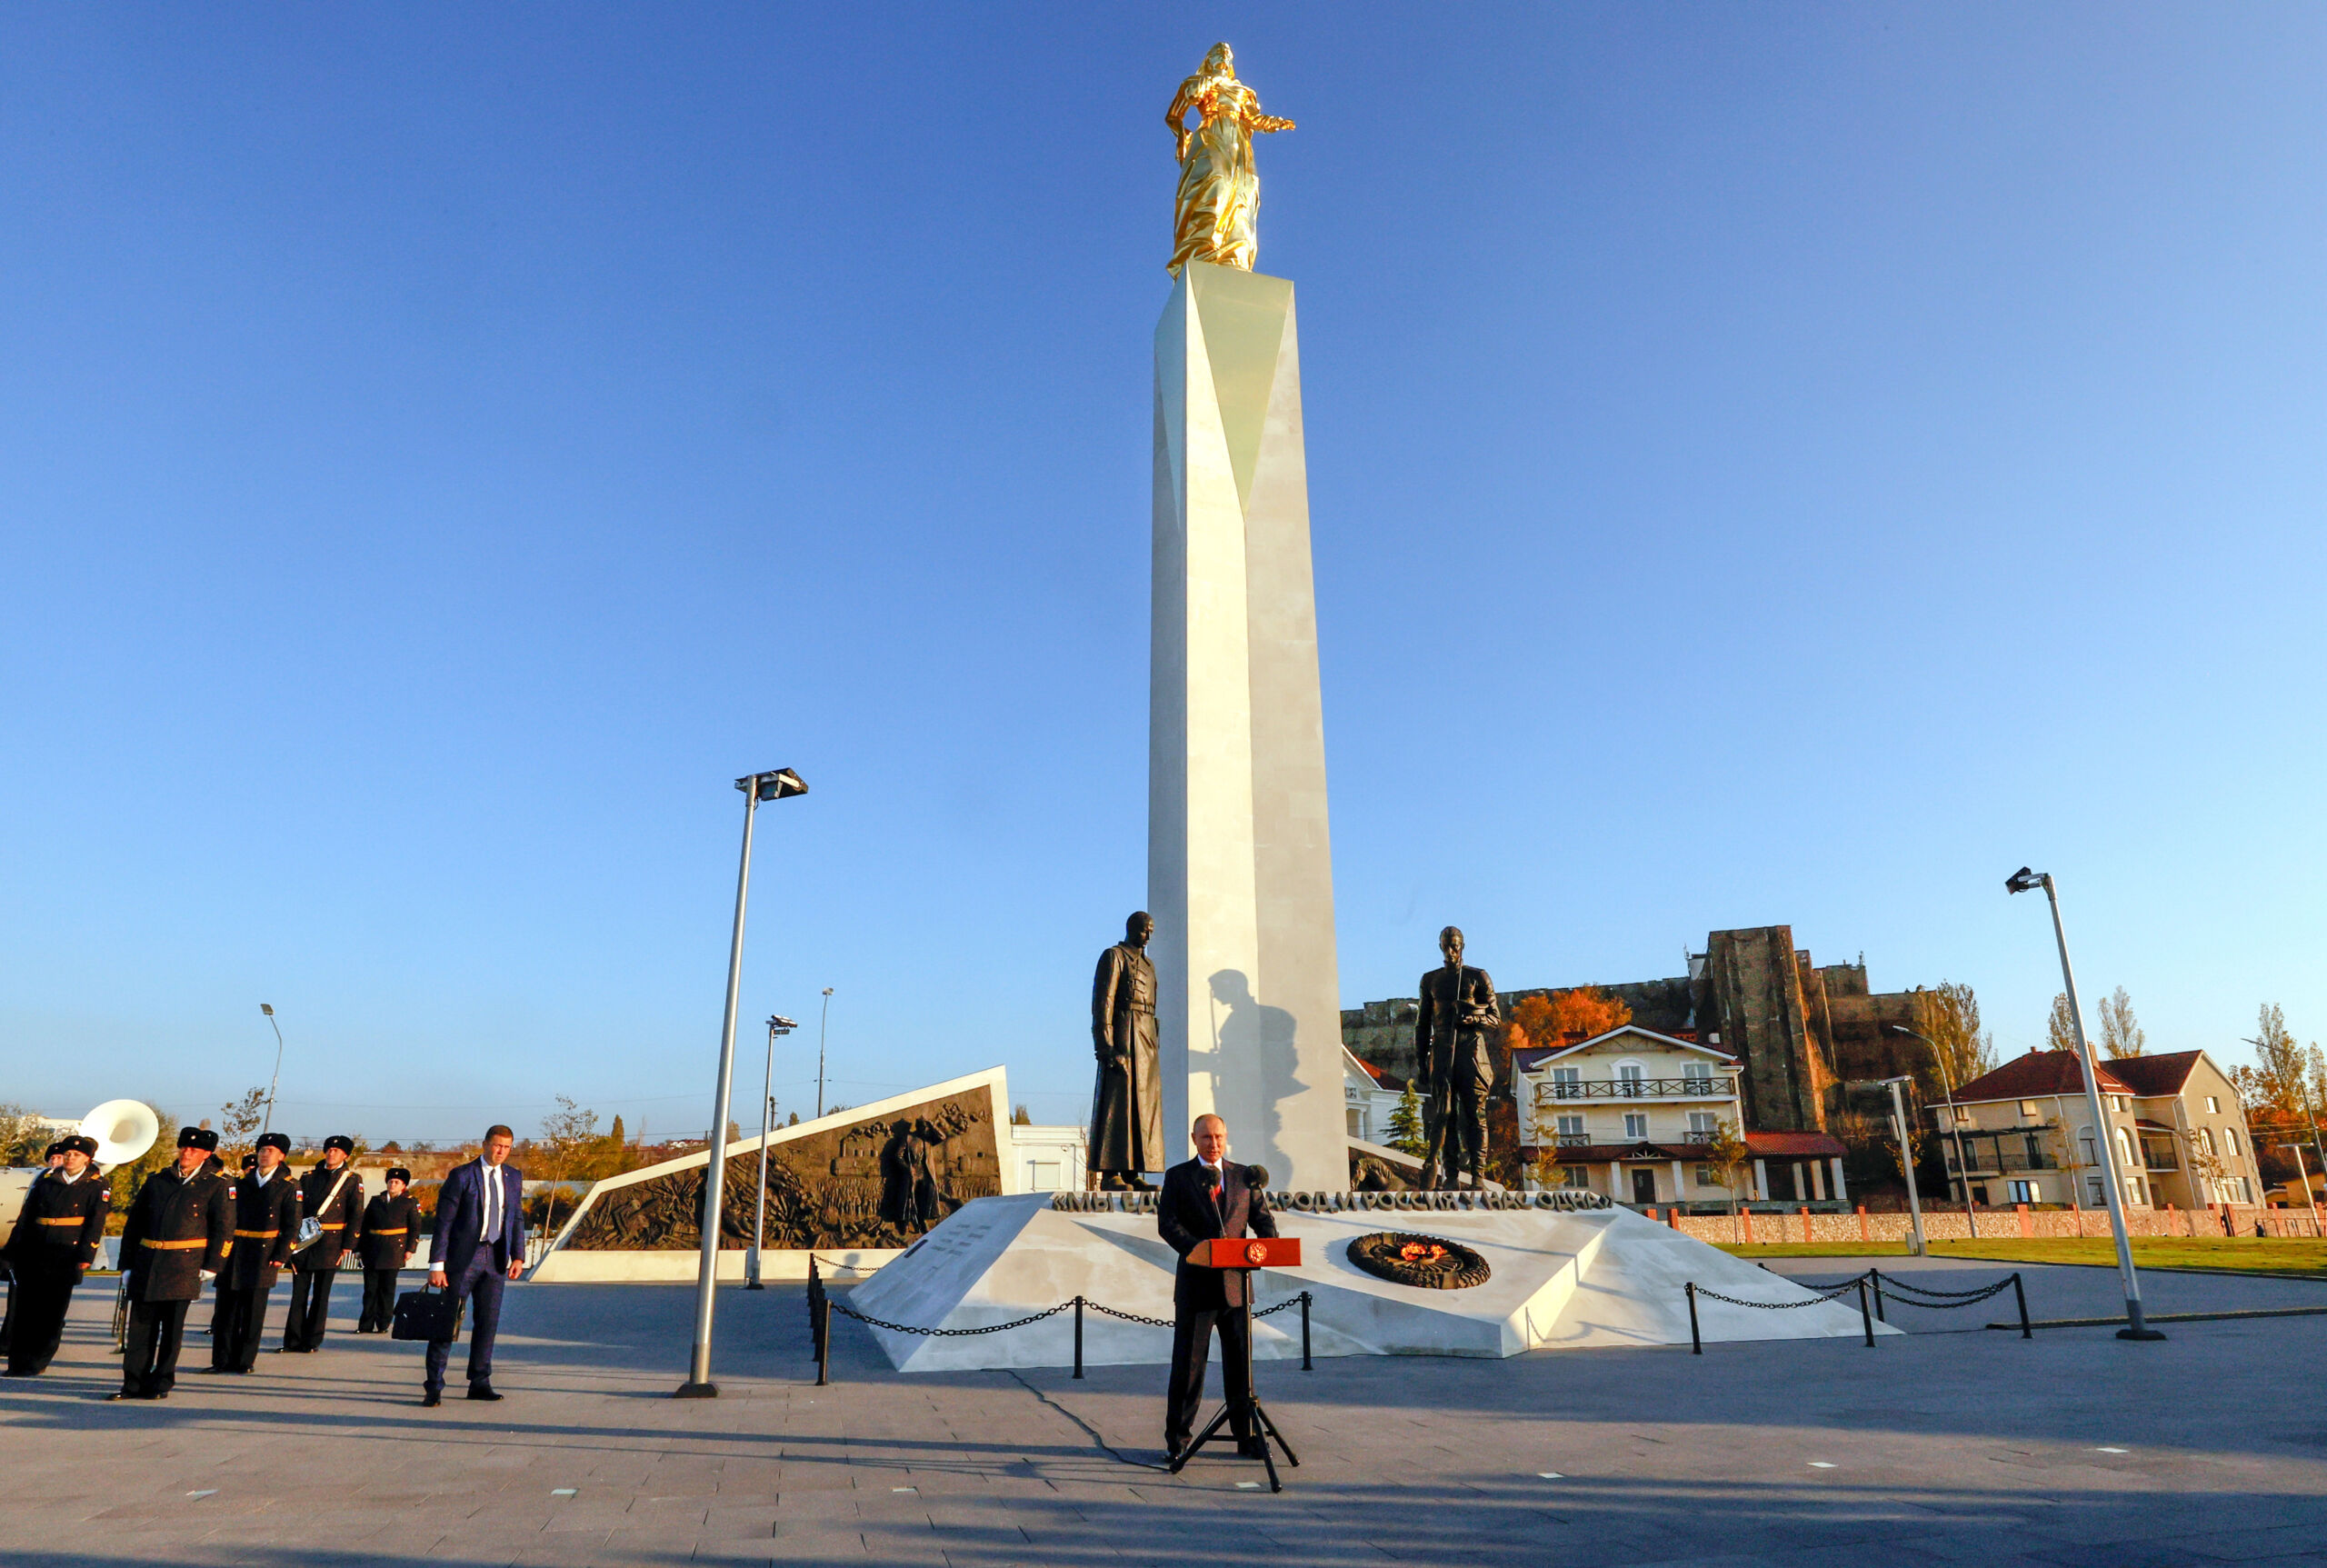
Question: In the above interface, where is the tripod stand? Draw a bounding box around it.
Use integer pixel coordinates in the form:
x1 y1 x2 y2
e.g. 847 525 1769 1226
1168 1238 1303 1492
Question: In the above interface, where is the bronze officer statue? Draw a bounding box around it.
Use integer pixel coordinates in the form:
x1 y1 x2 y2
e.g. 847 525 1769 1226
1415 925 1500 1191
1090 912 1164 1190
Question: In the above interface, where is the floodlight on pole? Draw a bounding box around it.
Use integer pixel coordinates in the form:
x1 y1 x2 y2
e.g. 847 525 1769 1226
746 1014 797 1291
2006 865 2162 1340
1893 1024 1977 1238
817 987 834 1119
677 766 808 1399
258 1004 286 1138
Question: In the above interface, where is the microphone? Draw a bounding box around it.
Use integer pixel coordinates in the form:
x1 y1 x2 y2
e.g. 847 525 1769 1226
1202 1164 1223 1191
1243 1164 1269 1189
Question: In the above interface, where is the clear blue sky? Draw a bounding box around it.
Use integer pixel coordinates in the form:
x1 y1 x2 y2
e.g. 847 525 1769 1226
4 6 2321 1145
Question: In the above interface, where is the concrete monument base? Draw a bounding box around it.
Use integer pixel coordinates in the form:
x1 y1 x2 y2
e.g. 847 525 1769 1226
844 1193 1894 1373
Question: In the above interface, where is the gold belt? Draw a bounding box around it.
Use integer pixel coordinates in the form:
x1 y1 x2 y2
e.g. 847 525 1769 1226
316 1223 345 1231
141 1238 207 1251
368 1227 406 1236
233 1229 280 1238
35 1216 86 1226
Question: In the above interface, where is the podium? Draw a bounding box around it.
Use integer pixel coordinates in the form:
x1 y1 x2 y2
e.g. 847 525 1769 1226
1170 1235 1302 1491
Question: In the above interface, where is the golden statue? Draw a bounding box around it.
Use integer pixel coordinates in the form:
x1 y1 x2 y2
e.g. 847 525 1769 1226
1165 43 1293 277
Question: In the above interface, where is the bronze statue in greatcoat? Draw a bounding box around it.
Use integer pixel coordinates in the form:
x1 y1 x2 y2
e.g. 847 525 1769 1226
1089 912 1164 1189
1415 925 1501 1191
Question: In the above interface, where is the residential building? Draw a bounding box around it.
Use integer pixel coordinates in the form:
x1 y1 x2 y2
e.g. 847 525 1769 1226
1343 925 1951 1136
1933 1049 2262 1210
1009 1124 1086 1193
1343 1047 1406 1145
1507 1024 1845 1208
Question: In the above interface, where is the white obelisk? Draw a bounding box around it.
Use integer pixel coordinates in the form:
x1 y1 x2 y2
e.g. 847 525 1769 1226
1150 260 1344 1193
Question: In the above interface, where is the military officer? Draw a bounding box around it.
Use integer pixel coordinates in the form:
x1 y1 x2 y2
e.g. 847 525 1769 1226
1 1134 111 1376
207 1132 299 1373
111 1128 232 1400
281 1134 364 1353
355 1166 421 1333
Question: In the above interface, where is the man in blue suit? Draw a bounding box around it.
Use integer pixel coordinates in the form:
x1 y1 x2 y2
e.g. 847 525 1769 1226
421 1124 525 1406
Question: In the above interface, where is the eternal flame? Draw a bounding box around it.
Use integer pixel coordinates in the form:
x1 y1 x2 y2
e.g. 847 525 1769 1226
1165 43 1293 277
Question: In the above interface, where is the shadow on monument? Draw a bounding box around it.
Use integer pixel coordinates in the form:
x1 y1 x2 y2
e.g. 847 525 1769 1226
1206 967 1307 1175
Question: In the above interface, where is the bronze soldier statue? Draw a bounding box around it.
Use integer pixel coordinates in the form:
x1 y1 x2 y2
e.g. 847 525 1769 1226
1090 912 1164 1190
1415 925 1500 1191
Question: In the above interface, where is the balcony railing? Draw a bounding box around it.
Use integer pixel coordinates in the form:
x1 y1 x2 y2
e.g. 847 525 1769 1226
1535 1078 1728 1101
1545 1129 1718 1150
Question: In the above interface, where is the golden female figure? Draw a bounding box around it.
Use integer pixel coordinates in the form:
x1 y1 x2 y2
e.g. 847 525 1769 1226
1165 43 1294 276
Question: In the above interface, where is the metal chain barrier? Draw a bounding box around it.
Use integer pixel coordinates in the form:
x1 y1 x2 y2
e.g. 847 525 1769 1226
1688 1278 1868 1310
1683 1268 2032 1354
826 1297 1077 1338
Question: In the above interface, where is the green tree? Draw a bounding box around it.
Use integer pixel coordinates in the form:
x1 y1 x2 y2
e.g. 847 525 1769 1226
608 1114 625 1146
536 1096 601 1233
215 1086 268 1174
1385 1084 1425 1157
1012 1104 1033 1125
1703 1119 1753 1217
0 1103 50 1165
2098 987 2145 1059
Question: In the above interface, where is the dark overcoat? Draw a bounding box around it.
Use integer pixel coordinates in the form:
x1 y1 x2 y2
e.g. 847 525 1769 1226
1413 963 1501 1101
2 1169 112 1275
291 1163 365 1273
1156 1158 1278 1311
356 1193 421 1270
220 1169 300 1291
118 1166 233 1303
1090 941 1164 1174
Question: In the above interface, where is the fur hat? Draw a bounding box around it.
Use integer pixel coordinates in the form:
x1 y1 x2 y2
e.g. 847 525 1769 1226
255 1132 291 1154
57 1134 99 1158
177 1126 220 1152
385 1166 413 1185
322 1134 355 1154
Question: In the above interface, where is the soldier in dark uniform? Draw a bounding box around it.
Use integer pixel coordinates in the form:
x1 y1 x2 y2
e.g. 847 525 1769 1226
1414 925 1501 1191
0 1141 65 1356
1 1134 111 1376
1090 911 1164 1190
111 1128 232 1400
282 1134 364 1353
207 1132 299 1373
355 1166 420 1333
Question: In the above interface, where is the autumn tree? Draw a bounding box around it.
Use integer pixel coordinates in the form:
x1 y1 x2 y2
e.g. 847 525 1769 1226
0 1104 49 1165
536 1096 601 1233
1703 1119 1753 1217
1506 988 1633 1053
1919 982 1996 1086
2097 987 2145 1059
215 1086 268 1174
2046 994 2078 1054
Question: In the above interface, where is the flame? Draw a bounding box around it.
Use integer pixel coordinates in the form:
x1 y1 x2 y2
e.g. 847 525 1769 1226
1398 1243 1448 1266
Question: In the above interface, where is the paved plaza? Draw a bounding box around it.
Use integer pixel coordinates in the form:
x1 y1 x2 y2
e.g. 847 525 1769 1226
5 1260 2327 1566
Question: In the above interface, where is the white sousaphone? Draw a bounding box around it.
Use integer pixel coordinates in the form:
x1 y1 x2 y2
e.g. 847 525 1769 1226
0 1099 160 1233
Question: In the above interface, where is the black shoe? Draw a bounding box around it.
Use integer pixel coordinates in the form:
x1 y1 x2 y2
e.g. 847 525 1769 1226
466 1383 503 1402
195 1366 228 1374
421 1390 442 1407
105 1391 136 1401
2 1368 37 1377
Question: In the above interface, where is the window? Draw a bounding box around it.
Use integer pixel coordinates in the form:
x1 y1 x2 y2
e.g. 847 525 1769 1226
1683 1061 1713 1090
2126 1178 2144 1206
1695 1165 1720 1186
2008 1180 2036 1203
1559 1165 1590 1190
1687 1112 1719 1138
1953 1106 1972 1124
1623 1113 1649 1140
2116 1128 2136 1168
1552 1067 1581 1099
1554 1114 1584 1141
2019 1100 2041 1118
2087 1175 2106 1205
2224 1128 2241 1155
2199 1128 2216 1156
1616 1062 1646 1092
2207 1095 2222 1114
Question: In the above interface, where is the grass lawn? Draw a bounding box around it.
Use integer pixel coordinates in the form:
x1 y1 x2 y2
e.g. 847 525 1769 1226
1712 1236 2327 1279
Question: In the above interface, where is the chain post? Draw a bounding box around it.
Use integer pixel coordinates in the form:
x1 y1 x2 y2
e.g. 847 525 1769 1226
2013 1272 2032 1339
1857 1278 1874 1347
1301 1291 1313 1371
1686 1282 1702 1355
1870 1267 1886 1323
816 1293 831 1387
1073 1295 1084 1379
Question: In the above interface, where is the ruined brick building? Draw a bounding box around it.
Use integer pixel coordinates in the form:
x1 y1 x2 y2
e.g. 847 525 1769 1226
1342 924 1948 1134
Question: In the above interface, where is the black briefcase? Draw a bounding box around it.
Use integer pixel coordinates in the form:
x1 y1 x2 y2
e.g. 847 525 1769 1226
390 1285 464 1343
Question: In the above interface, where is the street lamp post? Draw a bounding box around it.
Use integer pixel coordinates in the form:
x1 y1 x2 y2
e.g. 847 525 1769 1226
2272 1144 2322 1236
745 1014 797 1291
258 1004 286 1137
2006 866 2162 1340
677 766 807 1399
816 986 834 1119
1893 1024 1977 1238
1875 1076 1928 1256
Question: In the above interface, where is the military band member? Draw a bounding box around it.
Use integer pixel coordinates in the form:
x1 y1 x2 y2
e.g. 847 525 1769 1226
207 1132 298 1373
282 1134 363 1353
111 1128 232 1400
1 1134 111 1376
0 1141 64 1355
356 1166 421 1333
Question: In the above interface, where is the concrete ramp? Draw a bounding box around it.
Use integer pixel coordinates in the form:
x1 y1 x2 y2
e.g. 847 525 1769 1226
844 1194 1892 1373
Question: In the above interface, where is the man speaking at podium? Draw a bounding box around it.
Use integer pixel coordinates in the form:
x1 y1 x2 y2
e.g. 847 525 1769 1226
1157 1113 1277 1462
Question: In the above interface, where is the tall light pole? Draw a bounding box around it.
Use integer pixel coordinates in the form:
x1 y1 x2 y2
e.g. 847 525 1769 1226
677 766 807 1399
1893 1024 1977 1238
1863 1075 1929 1256
2272 1144 2321 1235
2007 866 2162 1340
816 986 834 1119
745 1014 796 1291
258 1004 286 1137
